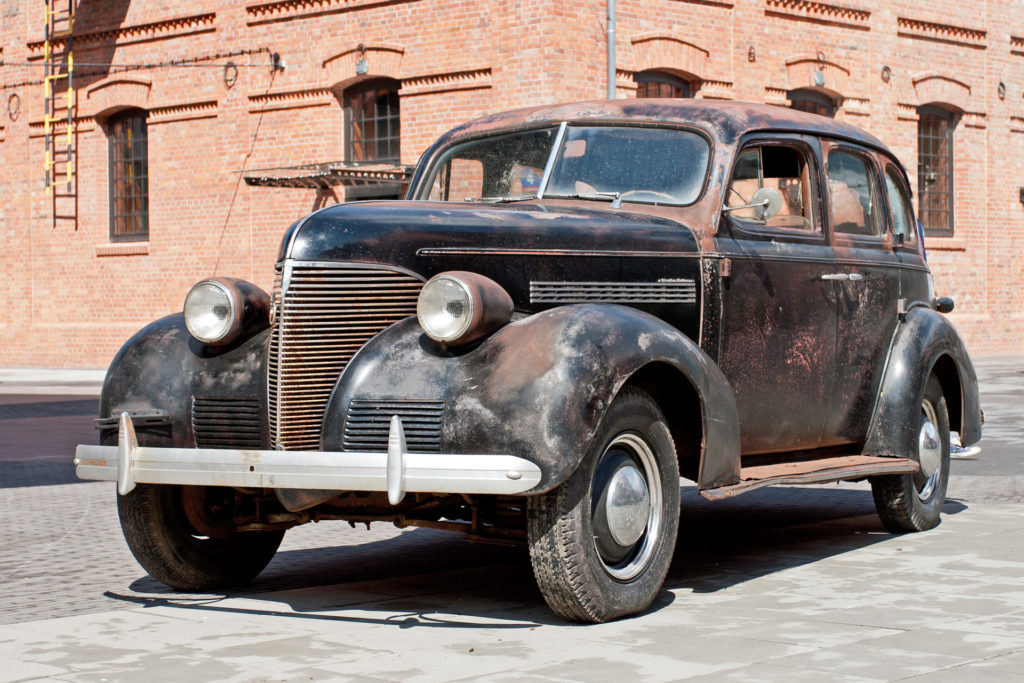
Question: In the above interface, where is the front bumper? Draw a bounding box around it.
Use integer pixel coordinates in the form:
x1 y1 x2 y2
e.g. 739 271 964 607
75 413 542 504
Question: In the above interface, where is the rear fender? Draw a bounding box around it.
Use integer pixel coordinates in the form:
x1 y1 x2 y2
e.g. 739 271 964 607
863 306 981 456
324 304 740 492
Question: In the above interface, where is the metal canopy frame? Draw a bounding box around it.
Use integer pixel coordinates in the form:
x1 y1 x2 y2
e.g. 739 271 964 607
242 161 414 190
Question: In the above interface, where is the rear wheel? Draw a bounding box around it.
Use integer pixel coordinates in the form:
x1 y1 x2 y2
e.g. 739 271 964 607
527 388 680 622
118 484 285 591
870 375 950 532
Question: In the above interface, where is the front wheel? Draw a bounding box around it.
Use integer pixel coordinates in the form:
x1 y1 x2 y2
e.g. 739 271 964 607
870 375 951 532
118 484 285 591
527 388 680 622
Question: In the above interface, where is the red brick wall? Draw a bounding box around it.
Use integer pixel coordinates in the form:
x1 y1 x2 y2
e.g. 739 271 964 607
0 0 1021 367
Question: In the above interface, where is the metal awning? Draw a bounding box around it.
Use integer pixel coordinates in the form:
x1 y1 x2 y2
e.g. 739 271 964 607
242 161 415 189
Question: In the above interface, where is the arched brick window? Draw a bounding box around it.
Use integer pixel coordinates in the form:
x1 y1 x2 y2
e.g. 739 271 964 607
107 108 149 242
634 71 693 99
343 78 400 162
917 104 956 237
788 89 837 118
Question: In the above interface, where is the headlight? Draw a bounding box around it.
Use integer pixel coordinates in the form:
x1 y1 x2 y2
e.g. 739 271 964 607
417 271 513 345
184 278 270 346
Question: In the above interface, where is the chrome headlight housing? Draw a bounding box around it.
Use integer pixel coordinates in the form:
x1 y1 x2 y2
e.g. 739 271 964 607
184 277 271 346
417 271 513 346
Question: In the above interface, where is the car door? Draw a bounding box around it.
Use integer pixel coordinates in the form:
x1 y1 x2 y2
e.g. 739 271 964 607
715 136 837 454
822 143 903 445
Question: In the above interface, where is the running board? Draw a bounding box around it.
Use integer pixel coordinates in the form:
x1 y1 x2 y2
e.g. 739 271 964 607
700 455 918 501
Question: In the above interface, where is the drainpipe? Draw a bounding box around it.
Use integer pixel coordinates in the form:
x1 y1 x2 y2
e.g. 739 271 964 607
607 0 616 99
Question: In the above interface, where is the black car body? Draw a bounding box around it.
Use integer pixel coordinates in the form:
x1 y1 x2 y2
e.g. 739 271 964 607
77 99 982 622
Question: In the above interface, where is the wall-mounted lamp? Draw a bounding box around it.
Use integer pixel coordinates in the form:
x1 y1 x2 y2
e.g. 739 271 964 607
356 43 368 75
998 82 1007 100
881 66 891 83
748 46 756 62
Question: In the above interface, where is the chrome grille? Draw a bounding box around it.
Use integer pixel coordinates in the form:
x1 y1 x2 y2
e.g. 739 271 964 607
343 400 445 452
530 279 697 304
268 262 423 450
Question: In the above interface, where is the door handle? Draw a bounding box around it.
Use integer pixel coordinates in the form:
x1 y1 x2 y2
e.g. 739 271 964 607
821 273 864 282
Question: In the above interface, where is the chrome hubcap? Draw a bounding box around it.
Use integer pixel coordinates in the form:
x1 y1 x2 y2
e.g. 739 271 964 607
591 433 662 581
604 465 650 547
916 400 942 501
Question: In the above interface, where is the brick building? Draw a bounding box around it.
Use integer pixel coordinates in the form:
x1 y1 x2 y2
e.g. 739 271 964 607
0 0 1021 367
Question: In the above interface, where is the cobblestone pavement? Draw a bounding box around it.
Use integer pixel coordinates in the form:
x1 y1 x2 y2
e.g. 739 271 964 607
0 360 1020 680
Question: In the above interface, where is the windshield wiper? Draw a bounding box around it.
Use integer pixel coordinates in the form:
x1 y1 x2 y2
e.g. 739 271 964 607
545 191 623 208
462 194 535 204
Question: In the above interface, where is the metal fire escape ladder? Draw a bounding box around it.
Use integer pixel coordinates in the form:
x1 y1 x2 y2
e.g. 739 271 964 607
43 0 77 228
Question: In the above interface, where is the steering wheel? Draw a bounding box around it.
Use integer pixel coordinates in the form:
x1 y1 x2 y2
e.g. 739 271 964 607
619 190 677 203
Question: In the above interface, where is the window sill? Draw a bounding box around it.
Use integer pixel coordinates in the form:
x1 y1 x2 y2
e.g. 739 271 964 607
96 242 149 257
925 236 967 251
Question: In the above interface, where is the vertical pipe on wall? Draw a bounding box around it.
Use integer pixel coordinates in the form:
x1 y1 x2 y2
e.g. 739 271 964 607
607 0 616 99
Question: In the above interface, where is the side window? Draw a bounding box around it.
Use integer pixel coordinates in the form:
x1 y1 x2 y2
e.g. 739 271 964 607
827 149 883 236
726 145 815 230
883 168 915 243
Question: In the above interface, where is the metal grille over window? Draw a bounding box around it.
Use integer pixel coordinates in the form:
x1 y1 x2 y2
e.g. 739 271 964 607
107 109 149 241
917 107 954 236
634 71 692 99
268 263 423 450
191 397 261 449
343 400 444 452
344 78 400 162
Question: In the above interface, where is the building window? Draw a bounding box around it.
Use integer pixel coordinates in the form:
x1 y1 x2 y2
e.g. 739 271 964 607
917 105 955 236
788 89 837 118
344 78 400 163
635 71 693 99
107 108 149 242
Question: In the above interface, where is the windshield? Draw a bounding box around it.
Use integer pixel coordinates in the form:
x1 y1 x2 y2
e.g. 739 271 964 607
545 127 709 205
419 125 710 206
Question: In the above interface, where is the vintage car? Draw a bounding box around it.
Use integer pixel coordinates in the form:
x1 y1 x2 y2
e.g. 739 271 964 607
76 99 982 623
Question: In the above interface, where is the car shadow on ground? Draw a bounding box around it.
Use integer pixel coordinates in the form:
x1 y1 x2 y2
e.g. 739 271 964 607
105 484 967 627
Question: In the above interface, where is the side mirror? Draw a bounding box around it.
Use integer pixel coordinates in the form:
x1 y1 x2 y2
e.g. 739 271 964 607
722 186 782 220
892 233 906 249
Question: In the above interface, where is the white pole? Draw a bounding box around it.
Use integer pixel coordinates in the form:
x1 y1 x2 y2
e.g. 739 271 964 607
607 0 616 99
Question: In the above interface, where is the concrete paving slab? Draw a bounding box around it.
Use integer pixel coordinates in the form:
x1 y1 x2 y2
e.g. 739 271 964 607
2 503 1022 681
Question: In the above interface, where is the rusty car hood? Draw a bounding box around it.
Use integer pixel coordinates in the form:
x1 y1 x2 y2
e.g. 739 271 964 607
280 200 701 269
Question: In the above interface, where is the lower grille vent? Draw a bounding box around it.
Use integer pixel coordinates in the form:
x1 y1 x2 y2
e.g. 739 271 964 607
192 397 261 448
343 400 445 452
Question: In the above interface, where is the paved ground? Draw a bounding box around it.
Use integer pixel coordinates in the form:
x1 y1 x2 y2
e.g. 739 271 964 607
0 360 1021 681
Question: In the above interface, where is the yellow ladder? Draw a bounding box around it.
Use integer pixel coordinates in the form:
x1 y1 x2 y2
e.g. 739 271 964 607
43 0 76 226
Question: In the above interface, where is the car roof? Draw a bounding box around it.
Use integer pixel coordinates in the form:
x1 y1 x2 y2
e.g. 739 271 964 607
435 98 891 155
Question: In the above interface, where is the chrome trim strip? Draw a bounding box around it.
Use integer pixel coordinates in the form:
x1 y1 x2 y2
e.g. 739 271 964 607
416 247 702 259
536 121 567 199
74 414 541 499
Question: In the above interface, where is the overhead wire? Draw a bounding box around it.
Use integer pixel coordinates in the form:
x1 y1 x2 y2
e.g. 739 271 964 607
0 47 277 90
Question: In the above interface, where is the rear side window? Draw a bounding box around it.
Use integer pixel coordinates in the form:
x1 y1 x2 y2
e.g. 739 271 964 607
883 169 915 243
827 150 883 237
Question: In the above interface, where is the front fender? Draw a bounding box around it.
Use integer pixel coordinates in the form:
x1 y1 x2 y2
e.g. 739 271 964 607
99 313 270 447
324 304 740 492
863 306 982 457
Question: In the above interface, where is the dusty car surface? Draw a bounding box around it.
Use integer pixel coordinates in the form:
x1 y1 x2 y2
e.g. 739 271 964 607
77 99 982 623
